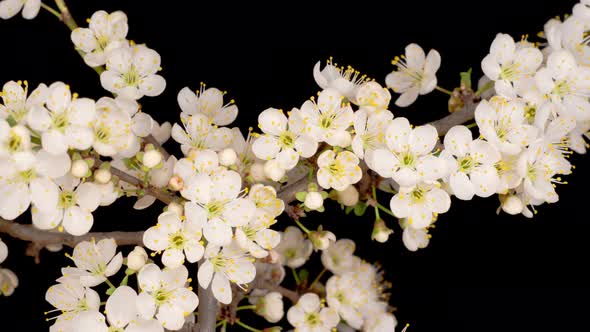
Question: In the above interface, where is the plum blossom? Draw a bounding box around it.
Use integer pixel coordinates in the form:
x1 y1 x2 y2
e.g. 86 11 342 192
177 85 238 126
1 80 47 124
316 150 362 191
61 238 123 287
100 45 166 99
287 293 340 332
252 107 318 171
274 226 313 268
385 43 440 107
390 183 451 229
171 113 233 155
0 0 40 20
71 10 129 67
300 88 353 146
313 59 369 100
143 211 205 268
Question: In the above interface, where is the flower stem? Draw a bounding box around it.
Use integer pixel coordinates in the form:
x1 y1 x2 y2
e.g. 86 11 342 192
40 3 61 19
293 218 311 234
104 278 116 289
475 81 494 96
376 202 395 218
465 122 477 129
372 186 381 219
291 267 301 285
235 320 262 332
215 319 227 328
309 268 327 290
236 305 257 311
435 86 453 96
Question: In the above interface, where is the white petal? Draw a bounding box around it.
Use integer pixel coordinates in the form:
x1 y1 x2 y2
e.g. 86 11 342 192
212 273 232 304
490 33 515 66
62 206 93 235
409 124 438 155
197 260 214 289
106 286 138 328
252 135 280 161
138 264 161 292
444 125 472 157
161 248 185 269
139 75 166 97
75 182 101 212
155 303 185 330
258 108 288 136
136 291 157 319
30 177 59 213
203 218 233 246
385 117 411 151
449 172 475 200
71 28 98 53
42 130 68 155
471 165 499 197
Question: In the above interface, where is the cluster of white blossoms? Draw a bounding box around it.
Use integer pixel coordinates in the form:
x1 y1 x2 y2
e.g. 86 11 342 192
2 1 590 331
0 238 18 296
45 238 198 331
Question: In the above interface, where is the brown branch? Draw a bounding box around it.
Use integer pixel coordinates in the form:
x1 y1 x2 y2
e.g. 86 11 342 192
0 219 143 247
428 93 479 136
108 165 176 205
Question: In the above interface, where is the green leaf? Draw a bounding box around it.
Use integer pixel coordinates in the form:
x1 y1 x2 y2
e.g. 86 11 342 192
320 191 329 199
106 287 115 296
298 269 309 283
460 68 472 89
345 206 354 214
295 191 307 202
354 202 368 216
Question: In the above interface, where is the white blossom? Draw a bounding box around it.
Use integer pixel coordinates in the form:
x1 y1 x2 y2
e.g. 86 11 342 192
390 183 450 229
253 107 318 171
317 150 362 191
313 59 368 100
354 81 391 113
136 264 198 331
0 0 40 20
1 80 47 125
171 113 233 155
177 86 238 126
481 33 543 98
370 117 445 187
143 211 204 268
321 239 360 275
71 10 129 67
300 88 353 146
385 43 441 107
197 243 256 304
274 226 313 268
351 108 393 163
0 268 17 296
61 238 123 287
442 125 501 200
287 293 340 332
45 278 100 331
401 225 430 252
100 45 166 99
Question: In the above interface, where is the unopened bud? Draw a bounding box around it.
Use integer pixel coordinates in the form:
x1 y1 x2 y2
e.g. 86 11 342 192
263 327 283 332
218 148 237 166
309 229 336 251
71 159 89 178
127 246 148 270
502 195 523 215
142 150 162 168
337 185 359 206
168 175 184 191
45 243 63 252
264 160 285 182
304 191 324 210
250 162 267 182
255 292 284 323
372 219 393 243
167 201 184 216
334 132 352 147
94 168 112 184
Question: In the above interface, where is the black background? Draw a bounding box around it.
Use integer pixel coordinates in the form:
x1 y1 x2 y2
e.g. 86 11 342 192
1 0 588 331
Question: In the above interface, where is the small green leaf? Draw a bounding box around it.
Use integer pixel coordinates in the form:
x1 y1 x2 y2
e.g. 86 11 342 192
298 269 309 282
345 206 354 214
354 201 368 216
320 191 329 199
296 191 307 202
460 68 472 89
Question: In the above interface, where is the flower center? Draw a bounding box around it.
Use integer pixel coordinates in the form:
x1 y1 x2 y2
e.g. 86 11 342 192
553 80 571 97
400 151 416 167
500 64 519 81
320 114 334 129
7 131 23 153
242 225 257 240
410 187 426 204
123 68 140 87
526 163 537 181
285 248 297 259
18 169 36 183
328 161 344 176
205 201 225 219
211 254 227 271
278 131 295 149
97 35 109 51
59 191 76 209
95 125 111 143
458 155 473 173
169 232 186 249
305 312 320 326
153 288 173 305
51 112 69 133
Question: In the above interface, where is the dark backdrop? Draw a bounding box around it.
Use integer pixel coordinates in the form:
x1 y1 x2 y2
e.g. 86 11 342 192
0 0 587 331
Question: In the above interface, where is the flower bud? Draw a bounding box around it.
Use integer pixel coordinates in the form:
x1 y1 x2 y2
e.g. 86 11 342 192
44 243 63 253
218 148 238 166
501 195 523 215
334 131 352 147
337 185 359 206
250 162 267 182
127 246 148 270
304 191 324 210
71 159 89 178
168 175 184 191
94 168 112 184
309 229 336 251
142 150 162 168
264 160 285 182
256 292 284 323
263 327 283 332
372 219 393 243
167 202 184 216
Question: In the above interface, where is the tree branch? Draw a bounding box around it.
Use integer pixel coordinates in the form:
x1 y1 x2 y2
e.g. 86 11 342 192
428 93 479 135
0 219 143 247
